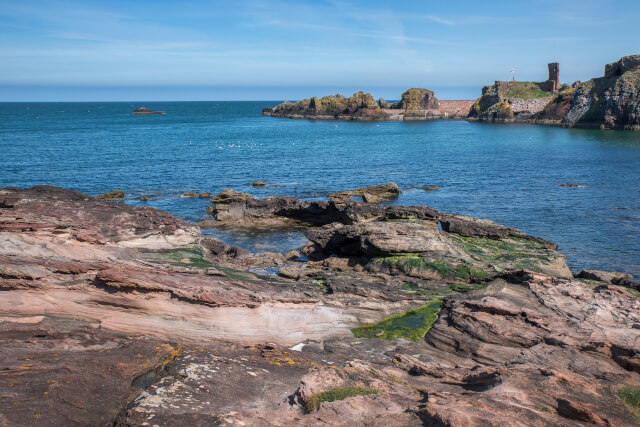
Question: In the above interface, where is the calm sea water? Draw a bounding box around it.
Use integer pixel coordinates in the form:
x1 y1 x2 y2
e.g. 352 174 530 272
1 101 639 276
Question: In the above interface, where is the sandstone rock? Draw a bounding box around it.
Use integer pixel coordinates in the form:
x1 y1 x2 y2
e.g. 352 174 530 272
307 218 570 280
139 196 149 201
285 250 301 260
306 222 460 257
424 185 440 191
439 213 556 249
95 190 125 201
210 188 252 204
243 251 286 267
1 185 638 426
198 192 211 198
604 54 640 78
201 237 250 259
251 180 266 187
278 264 305 280
181 191 198 198
328 183 401 203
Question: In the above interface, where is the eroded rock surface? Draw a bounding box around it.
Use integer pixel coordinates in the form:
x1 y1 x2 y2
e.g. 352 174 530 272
1 185 638 426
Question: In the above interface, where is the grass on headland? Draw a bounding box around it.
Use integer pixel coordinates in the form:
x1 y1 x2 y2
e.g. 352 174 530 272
619 386 640 424
305 386 380 412
352 300 441 341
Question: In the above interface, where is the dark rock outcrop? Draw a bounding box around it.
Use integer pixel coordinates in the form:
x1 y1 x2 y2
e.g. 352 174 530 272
95 190 125 201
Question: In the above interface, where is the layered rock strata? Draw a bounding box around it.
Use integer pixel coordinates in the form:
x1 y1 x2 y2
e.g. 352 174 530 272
1 185 638 426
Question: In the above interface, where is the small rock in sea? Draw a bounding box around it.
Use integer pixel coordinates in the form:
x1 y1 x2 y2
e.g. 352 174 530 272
252 181 266 187
131 107 165 115
268 184 279 188
205 206 215 214
210 188 252 204
559 183 585 188
181 192 198 198
198 192 211 198
139 196 149 202
95 190 125 201
424 185 440 191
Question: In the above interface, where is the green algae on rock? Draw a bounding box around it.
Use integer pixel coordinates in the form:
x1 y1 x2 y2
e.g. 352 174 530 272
305 386 380 412
619 386 640 424
352 300 441 341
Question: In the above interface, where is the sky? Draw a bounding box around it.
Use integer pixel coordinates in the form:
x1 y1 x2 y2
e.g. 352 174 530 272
0 0 638 101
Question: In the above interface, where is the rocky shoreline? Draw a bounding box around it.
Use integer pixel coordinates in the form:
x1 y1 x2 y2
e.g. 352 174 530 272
263 54 640 130
1 184 639 425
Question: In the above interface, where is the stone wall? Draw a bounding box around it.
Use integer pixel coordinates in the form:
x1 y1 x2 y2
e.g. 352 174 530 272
505 97 552 114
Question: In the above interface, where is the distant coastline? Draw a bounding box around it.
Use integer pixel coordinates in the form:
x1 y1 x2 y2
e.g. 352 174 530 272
263 54 640 130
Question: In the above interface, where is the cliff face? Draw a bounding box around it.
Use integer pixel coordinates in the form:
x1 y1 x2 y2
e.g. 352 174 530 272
470 55 640 130
563 69 640 130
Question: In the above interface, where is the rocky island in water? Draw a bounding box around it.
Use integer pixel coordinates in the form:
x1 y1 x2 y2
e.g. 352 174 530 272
263 54 640 130
1 184 639 425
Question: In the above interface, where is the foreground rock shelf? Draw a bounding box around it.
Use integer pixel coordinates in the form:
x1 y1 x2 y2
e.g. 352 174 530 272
1 185 639 426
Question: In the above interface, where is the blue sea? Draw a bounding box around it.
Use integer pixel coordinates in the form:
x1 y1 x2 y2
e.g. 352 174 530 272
1 101 639 277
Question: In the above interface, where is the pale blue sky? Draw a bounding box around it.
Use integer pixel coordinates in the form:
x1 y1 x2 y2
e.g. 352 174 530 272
0 0 637 101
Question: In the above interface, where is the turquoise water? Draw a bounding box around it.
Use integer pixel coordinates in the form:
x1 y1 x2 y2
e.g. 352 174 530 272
1 101 639 276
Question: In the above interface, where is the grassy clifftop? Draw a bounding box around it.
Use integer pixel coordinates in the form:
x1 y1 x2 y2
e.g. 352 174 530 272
485 81 555 99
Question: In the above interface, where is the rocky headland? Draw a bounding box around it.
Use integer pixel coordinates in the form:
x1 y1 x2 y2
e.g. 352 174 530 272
263 89 473 121
1 184 639 426
263 54 640 130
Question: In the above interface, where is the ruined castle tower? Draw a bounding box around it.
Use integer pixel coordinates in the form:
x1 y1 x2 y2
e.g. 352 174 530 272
548 62 559 91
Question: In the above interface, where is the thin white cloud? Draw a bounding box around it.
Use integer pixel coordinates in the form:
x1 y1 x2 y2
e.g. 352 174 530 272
423 14 456 26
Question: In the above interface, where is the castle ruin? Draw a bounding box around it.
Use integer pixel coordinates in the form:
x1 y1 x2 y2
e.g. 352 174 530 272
548 62 559 91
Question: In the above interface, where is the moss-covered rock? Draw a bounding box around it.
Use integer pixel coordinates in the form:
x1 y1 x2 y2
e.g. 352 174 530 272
271 92 382 119
393 88 439 111
352 300 441 341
